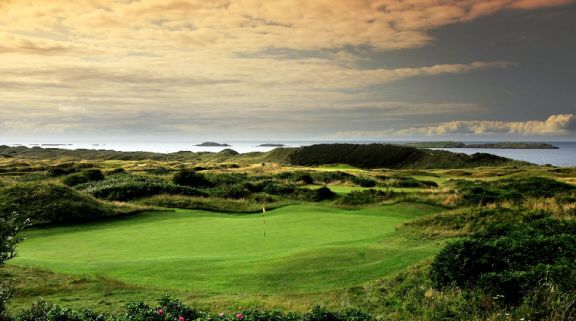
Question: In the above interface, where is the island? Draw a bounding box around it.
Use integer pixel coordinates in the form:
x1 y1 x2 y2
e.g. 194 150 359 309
404 141 559 149
257 143 286 147
195 142 231 147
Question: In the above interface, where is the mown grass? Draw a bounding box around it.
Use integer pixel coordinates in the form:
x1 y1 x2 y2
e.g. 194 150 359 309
304 184 425 195
8 203 443 310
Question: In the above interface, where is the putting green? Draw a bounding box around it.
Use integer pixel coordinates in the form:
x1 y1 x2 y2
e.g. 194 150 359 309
12 203 442 294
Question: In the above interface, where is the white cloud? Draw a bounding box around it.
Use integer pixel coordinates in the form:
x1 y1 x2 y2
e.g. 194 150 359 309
334 114 576 138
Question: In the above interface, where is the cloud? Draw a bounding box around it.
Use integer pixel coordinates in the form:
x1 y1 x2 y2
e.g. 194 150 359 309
0 0 573 137
334 114 576 138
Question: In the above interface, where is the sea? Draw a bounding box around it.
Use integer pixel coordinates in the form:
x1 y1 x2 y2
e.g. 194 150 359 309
2 140 575 167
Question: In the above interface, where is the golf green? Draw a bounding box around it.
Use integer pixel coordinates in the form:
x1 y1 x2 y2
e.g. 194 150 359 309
12 203 442 294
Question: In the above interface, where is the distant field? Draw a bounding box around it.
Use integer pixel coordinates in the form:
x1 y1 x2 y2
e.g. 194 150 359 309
11 203 442 296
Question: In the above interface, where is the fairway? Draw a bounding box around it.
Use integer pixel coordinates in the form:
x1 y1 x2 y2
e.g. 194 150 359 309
12 203 442 295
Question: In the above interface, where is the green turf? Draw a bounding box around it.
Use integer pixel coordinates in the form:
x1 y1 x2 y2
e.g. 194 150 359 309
11 203 442 296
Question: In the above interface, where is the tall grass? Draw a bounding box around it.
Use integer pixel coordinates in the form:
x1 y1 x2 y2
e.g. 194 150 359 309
138 195 290 213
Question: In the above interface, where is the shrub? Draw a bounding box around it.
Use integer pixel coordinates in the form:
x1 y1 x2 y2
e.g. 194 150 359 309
292 187 335 202
76 174 206 201
338 189 396 206
62 170 104 187
214 183 250 199
108 168 125 175
351 176 377 188
262 183 333 202
0 281 13 321
294 173 314 184
83 169 104 181
430 218 576 305
0 212 25 320
0 213 25 265
139 195 279 213
379 176 437 188
0 183 112 224
310 171 354 184
173 169 213 188
61 173 90 187
47 167 76 177
9 297 375 321
263 183 297 196
206 173 247 186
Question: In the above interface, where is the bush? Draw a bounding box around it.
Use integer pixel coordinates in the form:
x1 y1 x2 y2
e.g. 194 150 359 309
76 174 206 201
173 169 213 188
351 176 376 188
214 183 250 199
62 170 104 187
139 195 279 213
448 176 575 206
338 189 396 206
0 212 25 320
9 297 375 321
378 176 437 188
310 171 355 184
430 218 576 305
83 169 104 181
263 183 297 196
0 183 112 224
108 168 125 175
206 173 247 186
292 187 335 202
294 173 314 184
61 173 90 187
0 281 13 321
0 213 25 265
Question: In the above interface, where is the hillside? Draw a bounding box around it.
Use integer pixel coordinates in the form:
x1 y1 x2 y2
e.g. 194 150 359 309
288 144 526 169
0 144 528 169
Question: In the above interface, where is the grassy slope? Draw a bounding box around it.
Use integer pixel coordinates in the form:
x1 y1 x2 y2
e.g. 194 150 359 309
9 203 442 307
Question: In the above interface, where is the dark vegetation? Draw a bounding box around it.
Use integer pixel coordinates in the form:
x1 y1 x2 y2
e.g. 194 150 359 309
430 218 576 305
449 176 576 206
288 144 522 169
337 189 397 206
61 169 104 187
377 175 438 188
75 174 206 201
1 211 25 320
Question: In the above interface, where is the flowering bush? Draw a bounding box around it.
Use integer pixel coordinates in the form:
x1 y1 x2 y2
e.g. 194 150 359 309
6 297 374 321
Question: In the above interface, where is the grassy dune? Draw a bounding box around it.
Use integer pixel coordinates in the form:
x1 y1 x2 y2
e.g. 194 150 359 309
11 203 442 297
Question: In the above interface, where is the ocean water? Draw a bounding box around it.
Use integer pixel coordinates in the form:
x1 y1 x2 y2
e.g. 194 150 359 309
430 142 576 167
3 140 575 167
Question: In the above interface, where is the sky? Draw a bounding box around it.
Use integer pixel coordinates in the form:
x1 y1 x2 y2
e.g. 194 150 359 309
0 0 575 142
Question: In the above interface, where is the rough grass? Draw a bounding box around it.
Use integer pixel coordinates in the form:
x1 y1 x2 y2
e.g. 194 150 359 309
10 203 443 307
137 195 291 213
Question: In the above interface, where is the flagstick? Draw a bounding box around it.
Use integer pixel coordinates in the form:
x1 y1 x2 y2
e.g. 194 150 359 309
262 201 267 237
